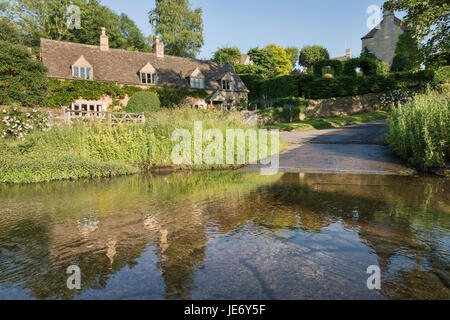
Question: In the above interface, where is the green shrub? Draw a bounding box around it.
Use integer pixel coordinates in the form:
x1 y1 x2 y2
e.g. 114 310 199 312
241 70 436 100
0 41 48 107
126 91 161 113
386 89 449 169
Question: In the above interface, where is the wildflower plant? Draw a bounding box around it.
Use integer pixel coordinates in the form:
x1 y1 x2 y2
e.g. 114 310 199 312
0 107 52 140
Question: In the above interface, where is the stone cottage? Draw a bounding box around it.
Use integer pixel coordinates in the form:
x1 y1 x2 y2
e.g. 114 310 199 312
40 28 249 112
361 10 406 65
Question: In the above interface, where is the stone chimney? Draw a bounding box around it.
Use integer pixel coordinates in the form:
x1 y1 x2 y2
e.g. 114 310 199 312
383 9 395 24
100 27 109 51
153 36 164 58
346 49 351 59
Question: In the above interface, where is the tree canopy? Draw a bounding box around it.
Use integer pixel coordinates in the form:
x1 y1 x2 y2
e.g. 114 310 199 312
5 0 149 51
0 17 22 44
264 44 293 75
0 41 48 107
299 45 330 71
212 47 241 66
391 32 421 72
285 47 299 67
152 0 204 58
384 0 449 67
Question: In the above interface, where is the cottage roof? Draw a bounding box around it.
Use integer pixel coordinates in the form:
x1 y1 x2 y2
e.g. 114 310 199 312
40 38 249 92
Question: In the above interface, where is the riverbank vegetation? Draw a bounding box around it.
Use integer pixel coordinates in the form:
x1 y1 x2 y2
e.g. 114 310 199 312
0 109 282 184
386 88 449 170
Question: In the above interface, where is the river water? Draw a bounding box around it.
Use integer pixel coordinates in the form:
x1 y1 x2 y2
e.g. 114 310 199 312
0 172 448 299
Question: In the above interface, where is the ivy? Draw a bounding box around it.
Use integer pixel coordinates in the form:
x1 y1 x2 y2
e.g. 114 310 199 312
46 78 208 109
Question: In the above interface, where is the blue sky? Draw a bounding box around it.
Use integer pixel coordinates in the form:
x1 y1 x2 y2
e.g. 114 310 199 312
104 0 398 62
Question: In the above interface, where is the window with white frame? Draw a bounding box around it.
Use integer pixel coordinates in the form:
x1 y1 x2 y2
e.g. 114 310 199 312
72 66 93 80
190 78 205 89
140 72 157 85
222 79 232 90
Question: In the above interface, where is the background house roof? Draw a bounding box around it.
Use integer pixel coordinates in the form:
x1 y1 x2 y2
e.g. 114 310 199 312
361 17 406 40
40 38 249 92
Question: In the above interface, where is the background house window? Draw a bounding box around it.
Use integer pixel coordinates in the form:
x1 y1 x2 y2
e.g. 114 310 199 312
140 72 157 85
222 79 232 90
72 66 93 80
190 78 205 89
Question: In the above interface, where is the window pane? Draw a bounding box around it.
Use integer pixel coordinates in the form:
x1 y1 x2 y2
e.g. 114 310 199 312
73 66 79 78
80 67 85 79
141 73 146 84
86 68 91 79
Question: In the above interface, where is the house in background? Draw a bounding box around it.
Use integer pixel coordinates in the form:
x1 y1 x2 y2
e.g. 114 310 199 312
361 10 406 65
240 54 254 66
331 49 351 62
40 28 249 112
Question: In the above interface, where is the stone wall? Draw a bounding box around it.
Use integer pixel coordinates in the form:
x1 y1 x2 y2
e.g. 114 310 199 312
304 93 383 117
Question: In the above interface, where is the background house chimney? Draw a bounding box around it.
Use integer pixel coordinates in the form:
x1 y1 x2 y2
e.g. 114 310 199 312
153 36 164 58
346 49 351 59
100 27 109 51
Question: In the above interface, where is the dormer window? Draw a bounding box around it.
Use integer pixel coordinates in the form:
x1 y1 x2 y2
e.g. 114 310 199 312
188 68 205 89
72 55 93 80
221 72 234 91
190 78 205 89
139 62 158 85
222 79 232 90
140 72 158 85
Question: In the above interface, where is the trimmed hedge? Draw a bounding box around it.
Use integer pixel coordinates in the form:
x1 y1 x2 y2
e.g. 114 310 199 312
242 70 436 100
314 59 343 77
343 58 378 77
126 91 160 113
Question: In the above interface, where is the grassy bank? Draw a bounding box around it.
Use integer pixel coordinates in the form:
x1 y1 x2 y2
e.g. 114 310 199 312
386 89 449 170
263 110 390 132
0 109 283 184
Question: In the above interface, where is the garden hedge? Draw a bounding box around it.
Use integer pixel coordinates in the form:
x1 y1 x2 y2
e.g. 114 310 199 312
242 70 436 100
314 59 344 77
343 58 378 77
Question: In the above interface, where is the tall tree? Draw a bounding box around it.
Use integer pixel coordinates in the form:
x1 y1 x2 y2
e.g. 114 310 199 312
265 44 292 75
6 0 148 51
152 0 204 58
299 45 330 72
285 47 299 67
384 0 449 67
391 32 421 72
0 17 22 44
212 47 241 66
248 47 277 72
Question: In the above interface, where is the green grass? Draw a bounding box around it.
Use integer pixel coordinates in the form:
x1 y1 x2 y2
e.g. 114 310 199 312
0 109 284 184
386 88 449 170
263 110 390 132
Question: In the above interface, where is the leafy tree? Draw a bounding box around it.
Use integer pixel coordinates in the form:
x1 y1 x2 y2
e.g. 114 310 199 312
361 47 389 74
234 63 270 77
299 45 329 72
212 47 241 66
285 47 299 67
6 0 148 51
391 32 421 72
152 0 204 58
0 41 48 107
0 17 22 44
265 44 292 75
384 0 449 67
248 47 276 71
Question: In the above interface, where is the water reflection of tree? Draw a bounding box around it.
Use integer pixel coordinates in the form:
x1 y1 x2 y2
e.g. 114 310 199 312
0 172 448 299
